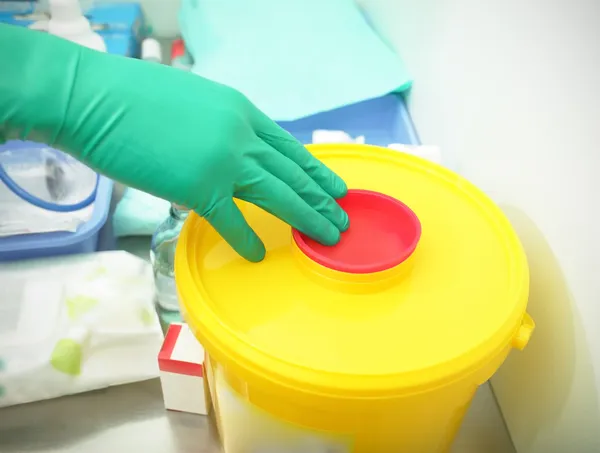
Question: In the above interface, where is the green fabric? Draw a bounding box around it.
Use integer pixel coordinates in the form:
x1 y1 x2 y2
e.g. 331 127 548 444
180 0 413 120
0 25 349 262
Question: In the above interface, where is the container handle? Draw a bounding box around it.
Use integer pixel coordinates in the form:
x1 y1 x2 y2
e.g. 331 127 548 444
512 312 535 351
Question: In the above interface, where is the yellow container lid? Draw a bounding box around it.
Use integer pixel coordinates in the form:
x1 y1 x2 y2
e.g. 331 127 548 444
176 144 531 399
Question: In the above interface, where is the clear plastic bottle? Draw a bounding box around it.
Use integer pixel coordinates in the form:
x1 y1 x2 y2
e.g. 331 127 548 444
150 204 190 311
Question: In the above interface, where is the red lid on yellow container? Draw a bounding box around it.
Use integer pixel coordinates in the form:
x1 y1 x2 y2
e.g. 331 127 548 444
293 189 421 274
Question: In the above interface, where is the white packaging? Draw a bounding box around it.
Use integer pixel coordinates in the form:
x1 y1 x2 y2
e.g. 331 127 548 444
0 251 163 407
387 143 442 165
0 144 97 236
312 129 365 145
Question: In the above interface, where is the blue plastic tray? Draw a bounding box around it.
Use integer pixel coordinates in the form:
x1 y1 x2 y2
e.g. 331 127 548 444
279 94 419 146
0 174 113 262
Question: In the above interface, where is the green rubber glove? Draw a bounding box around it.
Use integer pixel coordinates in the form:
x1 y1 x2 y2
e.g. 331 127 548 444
0 25 349 262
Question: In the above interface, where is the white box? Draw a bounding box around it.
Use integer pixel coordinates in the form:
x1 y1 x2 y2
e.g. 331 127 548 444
158 323 207 415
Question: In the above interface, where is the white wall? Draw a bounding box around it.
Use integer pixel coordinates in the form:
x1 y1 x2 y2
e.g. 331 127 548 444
359 0 600 452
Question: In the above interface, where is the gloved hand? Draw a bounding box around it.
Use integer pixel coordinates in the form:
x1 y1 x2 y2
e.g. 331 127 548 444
0 25 349 262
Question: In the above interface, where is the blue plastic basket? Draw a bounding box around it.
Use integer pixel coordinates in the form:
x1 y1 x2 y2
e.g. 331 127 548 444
279 94 419 146
0 173 113 262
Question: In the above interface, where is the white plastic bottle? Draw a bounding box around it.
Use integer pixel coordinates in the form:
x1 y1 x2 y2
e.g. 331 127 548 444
141 38 163 64
46 0 106 52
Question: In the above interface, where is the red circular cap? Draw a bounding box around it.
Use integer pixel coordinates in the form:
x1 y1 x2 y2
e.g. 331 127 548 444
293 190 421 274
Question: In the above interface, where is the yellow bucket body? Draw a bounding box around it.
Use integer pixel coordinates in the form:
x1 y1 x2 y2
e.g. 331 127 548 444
176 144 533 452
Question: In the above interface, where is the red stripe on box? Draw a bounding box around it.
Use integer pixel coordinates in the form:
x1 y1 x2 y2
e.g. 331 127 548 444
160 359 203 377
159 323 182 362
158 323 204 377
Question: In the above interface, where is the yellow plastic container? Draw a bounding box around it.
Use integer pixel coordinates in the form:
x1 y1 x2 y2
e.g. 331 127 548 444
176 144 534 453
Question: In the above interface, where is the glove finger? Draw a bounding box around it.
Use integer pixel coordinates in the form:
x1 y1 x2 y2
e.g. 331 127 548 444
257 144 349 232
237 171 341 246
252 114 348 199
200 198 266 262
